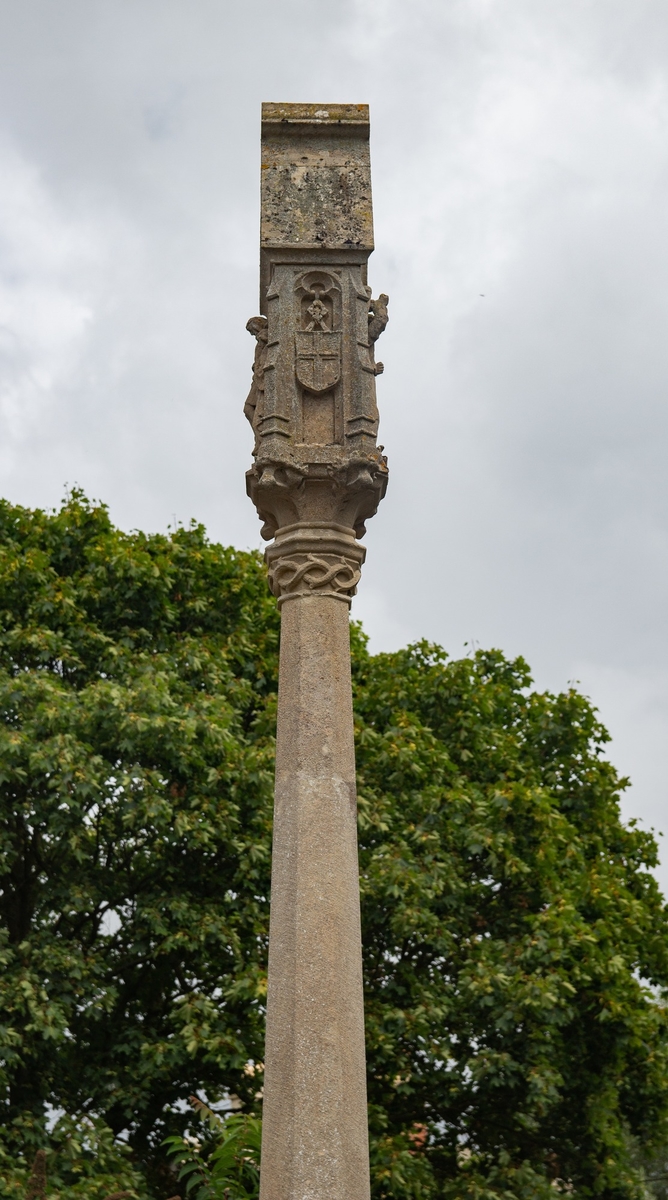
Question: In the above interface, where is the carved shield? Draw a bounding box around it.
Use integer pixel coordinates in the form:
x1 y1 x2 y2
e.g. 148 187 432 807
295 331 341 394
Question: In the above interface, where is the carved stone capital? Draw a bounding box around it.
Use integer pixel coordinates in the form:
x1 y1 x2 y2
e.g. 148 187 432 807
246 450 388 541
265 523 366 607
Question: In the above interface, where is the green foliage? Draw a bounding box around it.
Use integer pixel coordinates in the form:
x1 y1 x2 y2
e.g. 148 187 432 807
0 492 278 1194
163 1099 260 1200
353 639 668 1200
0 1112 149 1199
1 493 667 1200
635 1140 668 1200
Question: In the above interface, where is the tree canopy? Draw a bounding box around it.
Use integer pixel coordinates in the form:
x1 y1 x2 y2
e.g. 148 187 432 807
1 493 667 1200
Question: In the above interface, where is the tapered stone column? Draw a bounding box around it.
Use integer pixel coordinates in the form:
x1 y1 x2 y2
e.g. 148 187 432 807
244 103 389 1200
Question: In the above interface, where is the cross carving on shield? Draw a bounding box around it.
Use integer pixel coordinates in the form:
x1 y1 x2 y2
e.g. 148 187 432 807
295 331 341 394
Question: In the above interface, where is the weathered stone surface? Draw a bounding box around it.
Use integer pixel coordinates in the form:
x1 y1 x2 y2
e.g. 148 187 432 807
265 523 365 606
245 102 388 1200
261 103 374 252
246 103 388 543
261 595 368 1200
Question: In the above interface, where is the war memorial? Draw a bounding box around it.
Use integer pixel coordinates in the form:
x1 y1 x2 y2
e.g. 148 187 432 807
244 102 388 1200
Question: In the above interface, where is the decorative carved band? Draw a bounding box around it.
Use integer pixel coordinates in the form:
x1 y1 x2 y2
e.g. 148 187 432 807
265 523 366 607
268 553 361 603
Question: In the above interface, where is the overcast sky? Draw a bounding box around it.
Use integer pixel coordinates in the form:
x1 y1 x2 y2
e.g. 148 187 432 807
1 0 667 886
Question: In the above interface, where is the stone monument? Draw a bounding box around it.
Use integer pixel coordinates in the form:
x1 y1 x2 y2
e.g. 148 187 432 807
245 102 389 1200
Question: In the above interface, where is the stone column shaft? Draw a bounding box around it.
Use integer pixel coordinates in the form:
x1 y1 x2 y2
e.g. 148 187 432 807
261 592 368 1200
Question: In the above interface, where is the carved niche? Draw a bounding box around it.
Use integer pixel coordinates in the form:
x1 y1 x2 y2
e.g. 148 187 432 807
294 271 342 447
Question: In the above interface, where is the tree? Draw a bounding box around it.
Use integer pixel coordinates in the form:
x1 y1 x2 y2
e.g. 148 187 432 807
1 493 667 1200
354 643 668 1199
0 493 278 1197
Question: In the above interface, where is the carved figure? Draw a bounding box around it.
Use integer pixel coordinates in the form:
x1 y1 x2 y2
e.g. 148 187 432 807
367 292 389 377
244 315 269 428
367 293 389 344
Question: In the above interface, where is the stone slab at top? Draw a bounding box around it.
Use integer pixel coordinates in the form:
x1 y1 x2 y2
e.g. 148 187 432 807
260 102 374 253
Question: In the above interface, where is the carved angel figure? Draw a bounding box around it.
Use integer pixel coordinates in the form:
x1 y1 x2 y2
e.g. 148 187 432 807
244 315 268 429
